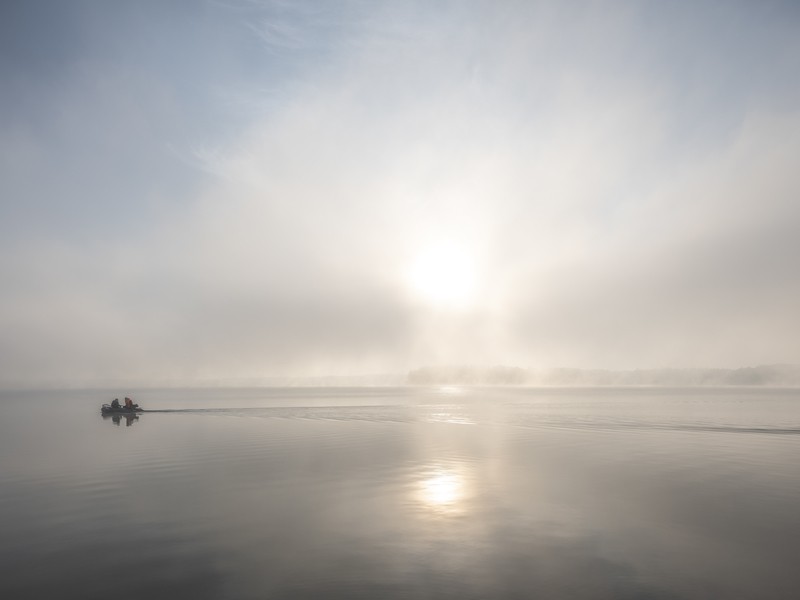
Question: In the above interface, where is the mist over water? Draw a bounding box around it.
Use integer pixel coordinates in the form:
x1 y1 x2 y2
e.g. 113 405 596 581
2 3 799 597
1 387 798 599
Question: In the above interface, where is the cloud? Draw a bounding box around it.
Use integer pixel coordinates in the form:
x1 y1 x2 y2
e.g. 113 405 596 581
509 110 800 368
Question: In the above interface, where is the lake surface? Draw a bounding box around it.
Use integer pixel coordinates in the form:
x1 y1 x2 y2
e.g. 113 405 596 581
1 386 799 599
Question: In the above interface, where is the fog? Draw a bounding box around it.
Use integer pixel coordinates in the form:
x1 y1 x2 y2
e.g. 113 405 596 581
2 1 799 387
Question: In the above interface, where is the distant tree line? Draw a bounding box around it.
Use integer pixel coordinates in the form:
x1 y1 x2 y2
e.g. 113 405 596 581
406 364 800 386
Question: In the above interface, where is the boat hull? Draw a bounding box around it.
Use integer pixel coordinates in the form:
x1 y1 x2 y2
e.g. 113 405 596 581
101 406 143 415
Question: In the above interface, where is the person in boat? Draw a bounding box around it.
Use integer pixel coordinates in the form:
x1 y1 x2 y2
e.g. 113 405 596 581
111 398 121 409
124 397 133 410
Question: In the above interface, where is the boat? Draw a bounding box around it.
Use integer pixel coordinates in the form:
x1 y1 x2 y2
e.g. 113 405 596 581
101 404 144 415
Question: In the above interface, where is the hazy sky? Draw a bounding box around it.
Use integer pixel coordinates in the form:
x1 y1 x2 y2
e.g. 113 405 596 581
2 0 799 386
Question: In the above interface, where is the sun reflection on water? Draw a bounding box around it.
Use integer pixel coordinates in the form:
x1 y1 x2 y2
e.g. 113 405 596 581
421 472 462 505
427 405 475 425
416 468 470 516
437 386 462 395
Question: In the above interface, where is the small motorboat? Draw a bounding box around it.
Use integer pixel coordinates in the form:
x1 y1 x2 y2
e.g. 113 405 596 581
101 403 144 415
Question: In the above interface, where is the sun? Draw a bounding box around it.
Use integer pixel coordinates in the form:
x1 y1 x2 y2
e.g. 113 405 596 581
408 242 477 309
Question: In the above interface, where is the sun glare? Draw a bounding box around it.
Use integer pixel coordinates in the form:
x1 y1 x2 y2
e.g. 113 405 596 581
408 243 476 309
420 472 463 506
415 465 471 517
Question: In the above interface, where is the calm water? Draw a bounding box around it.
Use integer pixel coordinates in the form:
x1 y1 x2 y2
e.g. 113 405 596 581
1 387 799 599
